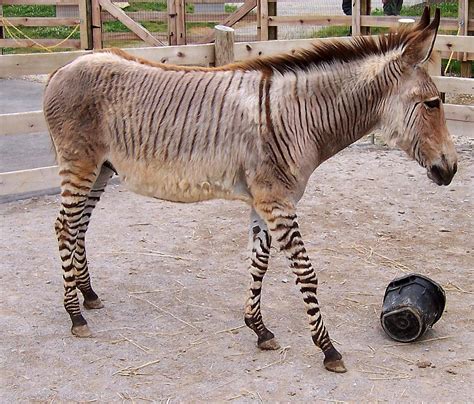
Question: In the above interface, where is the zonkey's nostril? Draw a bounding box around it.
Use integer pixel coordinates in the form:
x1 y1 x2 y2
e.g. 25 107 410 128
453 163 458 175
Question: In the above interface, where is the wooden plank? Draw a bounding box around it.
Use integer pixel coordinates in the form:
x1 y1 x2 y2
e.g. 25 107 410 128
234 37 344 60
360 0 371 35
432 76 474 95
102 31 167 41
102 11 167 22
0 38 81 49
427 50 441 77
352 0 361 36
444 104 474 122
0 4 4 51
101 11 256 23
78 0 89 49
435 35 474 54
0 17 80 27
2 0 78 4
267 0 276 40
259 0 268 41
268 15 351 26
0 43 214 76
167 0 177 45
91 0 102 49
99 0 162 46
0 166 59 197
0 111 46 136
360 15 461 30
214 25 234 66
175 0 186 45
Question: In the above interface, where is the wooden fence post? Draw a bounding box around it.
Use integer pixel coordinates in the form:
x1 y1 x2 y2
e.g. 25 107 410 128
361 0 371 35
0 4 3 55
168 0 177 45
78 0 90 49
352 0 361 36
91 0 102 49
268 0 277 40
258 0 269 40
214 25 234 66
175 0 186 45
459 0 472 78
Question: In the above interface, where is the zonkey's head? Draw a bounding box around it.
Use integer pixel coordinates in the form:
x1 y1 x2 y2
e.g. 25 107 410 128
382 7 458 186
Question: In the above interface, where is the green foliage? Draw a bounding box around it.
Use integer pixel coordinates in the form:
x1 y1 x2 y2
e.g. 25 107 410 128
225 4 238 13
125 1 166 12
187 22 215 29
311 26 350 38
103 21 131 33
371 2 458 18
3 25 79 39
442 59 461 75
141 21 167 32
3 4 55 17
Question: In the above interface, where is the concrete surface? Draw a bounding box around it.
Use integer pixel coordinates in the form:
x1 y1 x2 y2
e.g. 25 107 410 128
0 79 55 173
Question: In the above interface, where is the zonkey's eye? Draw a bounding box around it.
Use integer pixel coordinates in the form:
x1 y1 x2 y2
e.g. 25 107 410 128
424 98 440 109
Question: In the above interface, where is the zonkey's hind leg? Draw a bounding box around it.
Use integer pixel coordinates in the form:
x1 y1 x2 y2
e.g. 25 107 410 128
55 162 99 338
244 208 280 350
74 164 115 310
254 200 346 373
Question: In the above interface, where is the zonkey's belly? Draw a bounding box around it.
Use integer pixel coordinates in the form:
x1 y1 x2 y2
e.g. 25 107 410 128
111 156 252 203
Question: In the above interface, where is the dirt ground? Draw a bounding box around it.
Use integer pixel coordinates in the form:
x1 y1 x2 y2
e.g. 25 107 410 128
1 136 472 402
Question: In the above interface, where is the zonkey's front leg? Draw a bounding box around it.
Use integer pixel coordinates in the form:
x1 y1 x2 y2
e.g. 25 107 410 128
254 200 346 373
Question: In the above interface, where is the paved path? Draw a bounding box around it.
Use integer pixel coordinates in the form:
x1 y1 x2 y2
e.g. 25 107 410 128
0 79 55 172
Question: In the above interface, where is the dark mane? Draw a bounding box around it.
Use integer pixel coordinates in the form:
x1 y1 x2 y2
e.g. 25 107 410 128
101 20 425 74
230 28 419 74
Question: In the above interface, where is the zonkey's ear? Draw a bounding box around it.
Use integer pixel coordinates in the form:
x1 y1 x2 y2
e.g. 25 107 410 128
415 6 431 30
403 8 440 66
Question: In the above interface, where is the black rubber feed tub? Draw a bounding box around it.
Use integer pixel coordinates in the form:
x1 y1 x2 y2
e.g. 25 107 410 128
381 274 446 342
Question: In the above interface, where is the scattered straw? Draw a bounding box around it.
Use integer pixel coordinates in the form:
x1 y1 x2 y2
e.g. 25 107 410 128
383 335 453 348
119 333 150 353
114 359 161 377
215 325 246 335
255 346 290 372
383 350 417 365
351 244 413 273
129 289 165 295
97 250 194 261
444 282 474 294
368 375 412 381
132 295 200 331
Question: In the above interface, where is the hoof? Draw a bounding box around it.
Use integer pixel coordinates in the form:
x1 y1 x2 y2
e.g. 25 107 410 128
258 338 281 350
71 324 92 338
323 345 346 373
324 358 347 373
83 298 104 310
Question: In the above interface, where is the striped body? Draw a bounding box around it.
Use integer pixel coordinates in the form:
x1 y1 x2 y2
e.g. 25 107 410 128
45 7 457 373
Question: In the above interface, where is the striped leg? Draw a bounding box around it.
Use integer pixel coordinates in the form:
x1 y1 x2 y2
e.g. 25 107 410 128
74 164 115 310
255 201 346 373
244 208 280 350
55 162 99 338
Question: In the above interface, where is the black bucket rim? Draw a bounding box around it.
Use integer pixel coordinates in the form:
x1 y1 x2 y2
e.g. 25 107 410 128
383 273 446 325
381 306 424 342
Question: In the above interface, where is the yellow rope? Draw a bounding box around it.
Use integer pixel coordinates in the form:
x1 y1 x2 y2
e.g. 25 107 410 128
443 25 462 76
1 16 80 52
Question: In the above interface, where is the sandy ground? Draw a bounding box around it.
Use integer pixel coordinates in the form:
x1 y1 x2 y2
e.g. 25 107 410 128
1 136 473 402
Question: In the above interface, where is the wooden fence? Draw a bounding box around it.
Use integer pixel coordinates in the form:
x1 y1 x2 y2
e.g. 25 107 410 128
2 1 473 58
0 32 473 200
0 0 88 50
